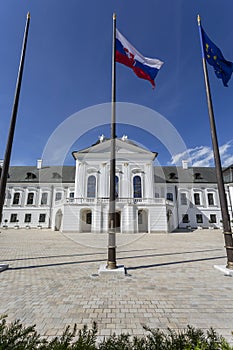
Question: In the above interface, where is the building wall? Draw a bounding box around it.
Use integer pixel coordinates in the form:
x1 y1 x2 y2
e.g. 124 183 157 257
2 182 74 229
2 173 233 232
2 143 233 233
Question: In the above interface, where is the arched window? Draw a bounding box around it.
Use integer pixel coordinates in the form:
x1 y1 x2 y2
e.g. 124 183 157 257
133 176 142 198
115 176 119 198
169 172 178 180
87 175 96 198
25 172 37 180
52 172 62 179
194 172 202 180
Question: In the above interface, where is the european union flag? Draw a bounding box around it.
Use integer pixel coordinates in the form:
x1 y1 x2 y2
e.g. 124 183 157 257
201 26 233 87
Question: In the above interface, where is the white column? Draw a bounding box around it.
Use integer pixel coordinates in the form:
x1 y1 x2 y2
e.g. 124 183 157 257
76 162 85 198
122 204 136 233
102 205 109 233
99 162 107 198
122 162 130 198
92 205 102 233
74 160 80 198
144 163 153 199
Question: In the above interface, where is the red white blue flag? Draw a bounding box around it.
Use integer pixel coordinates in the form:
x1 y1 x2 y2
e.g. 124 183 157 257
116 29 164 88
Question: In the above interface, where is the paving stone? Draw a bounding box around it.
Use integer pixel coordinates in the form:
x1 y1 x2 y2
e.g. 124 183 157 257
0 228 233 344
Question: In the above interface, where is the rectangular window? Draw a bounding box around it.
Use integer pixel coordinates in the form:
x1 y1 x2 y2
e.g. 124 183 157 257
27 192 34 205
41 193 48 205
24 214 31 223
13 192 20 205
167 193 173 201
69 192 75 202
39 214 46 223
10 214 18 223
194 193 200 205
55 192 62 201
196 214 203 223
210 214 217 223
180 193 187 205
182 214 189 223
208 193 214 206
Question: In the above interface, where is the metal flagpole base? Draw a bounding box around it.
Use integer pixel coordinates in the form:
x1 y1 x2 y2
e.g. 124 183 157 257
214 265 233 276
107 260 117 269
98 264 125 275
226 260 233 270
0 264 9 272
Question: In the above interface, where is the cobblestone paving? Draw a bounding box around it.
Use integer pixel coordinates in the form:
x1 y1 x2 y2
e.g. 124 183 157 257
0 228 233 343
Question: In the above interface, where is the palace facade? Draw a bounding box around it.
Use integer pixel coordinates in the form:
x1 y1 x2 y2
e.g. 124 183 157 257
1 136 233 233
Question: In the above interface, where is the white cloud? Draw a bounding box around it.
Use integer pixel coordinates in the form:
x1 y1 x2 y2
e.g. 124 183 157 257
169 140 233 167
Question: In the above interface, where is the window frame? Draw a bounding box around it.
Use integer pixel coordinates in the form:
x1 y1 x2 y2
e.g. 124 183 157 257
166 192 173 202
27 192 34 205
55 192 62 201
87 175 96 198
207 193 215 206
13 192 20 205
24 214 32 223
182 214 189 223
180 192 187 205
41 192 48 205
194 193 201 205
196 214 203 224
133 175 142 198
10 213 18 223
210 214 217 223
39 213 46 223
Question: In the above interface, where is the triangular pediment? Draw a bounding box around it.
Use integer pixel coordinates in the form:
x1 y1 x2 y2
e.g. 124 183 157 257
72 139 157 161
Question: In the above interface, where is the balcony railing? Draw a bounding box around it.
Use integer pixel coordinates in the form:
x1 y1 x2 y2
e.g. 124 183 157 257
64 197 167 205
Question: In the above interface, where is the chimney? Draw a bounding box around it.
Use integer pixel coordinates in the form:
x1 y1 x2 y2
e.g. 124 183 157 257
182 160 189 169
37 159 42 169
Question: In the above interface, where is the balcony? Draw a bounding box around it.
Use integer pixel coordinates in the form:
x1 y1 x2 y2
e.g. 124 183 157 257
64 197 168 205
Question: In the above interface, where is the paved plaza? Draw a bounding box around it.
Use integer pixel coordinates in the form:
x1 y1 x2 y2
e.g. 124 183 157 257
0 228 233 343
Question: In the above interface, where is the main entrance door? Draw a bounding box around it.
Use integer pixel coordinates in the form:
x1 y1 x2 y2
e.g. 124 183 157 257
138 209 148 233
80 209 92 232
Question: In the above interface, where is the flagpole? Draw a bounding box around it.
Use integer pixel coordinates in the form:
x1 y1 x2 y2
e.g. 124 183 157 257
197 14 233 269
107 13 117 269
0 12 30 226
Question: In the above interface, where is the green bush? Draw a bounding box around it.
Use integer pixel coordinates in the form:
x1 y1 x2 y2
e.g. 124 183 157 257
0 314 44 350
0 315 232 350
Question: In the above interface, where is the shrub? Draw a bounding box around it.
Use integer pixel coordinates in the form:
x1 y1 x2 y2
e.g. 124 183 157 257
0 315 232 350
0 314 44 349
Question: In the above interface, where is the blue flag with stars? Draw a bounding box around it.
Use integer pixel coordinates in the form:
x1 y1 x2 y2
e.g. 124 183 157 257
201 26 233 87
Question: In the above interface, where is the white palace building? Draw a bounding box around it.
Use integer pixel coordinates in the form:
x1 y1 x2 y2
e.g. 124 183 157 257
1 135 233 233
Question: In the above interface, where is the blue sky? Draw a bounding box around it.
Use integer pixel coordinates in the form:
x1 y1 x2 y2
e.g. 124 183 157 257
0 0 233 167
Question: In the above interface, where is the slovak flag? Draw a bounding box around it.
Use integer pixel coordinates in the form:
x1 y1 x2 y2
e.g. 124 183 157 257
116 29 164 88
